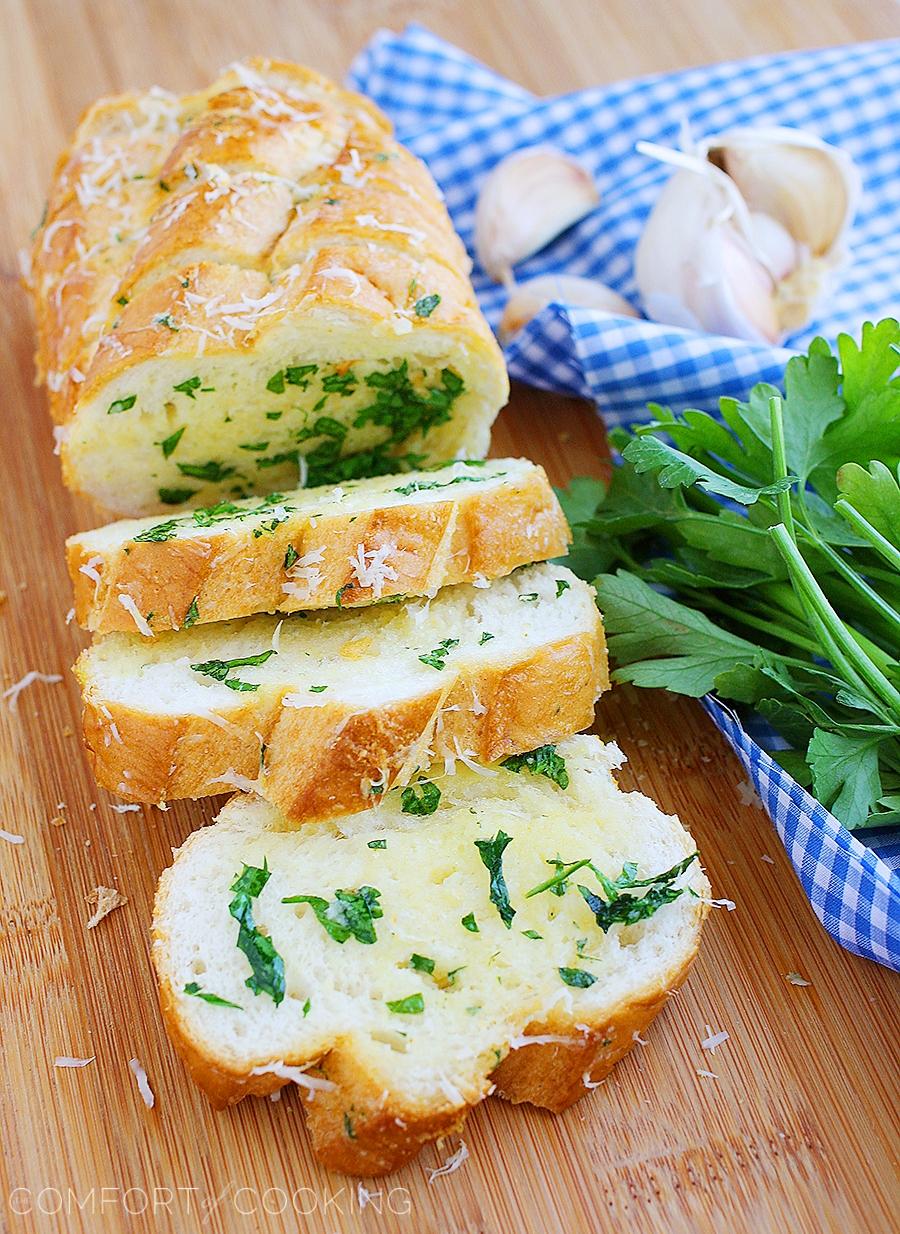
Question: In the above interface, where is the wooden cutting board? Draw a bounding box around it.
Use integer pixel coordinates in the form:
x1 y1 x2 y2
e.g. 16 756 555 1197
1 3 897 1232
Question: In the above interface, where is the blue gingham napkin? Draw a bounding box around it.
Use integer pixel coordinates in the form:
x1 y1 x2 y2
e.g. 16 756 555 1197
349 26 900 970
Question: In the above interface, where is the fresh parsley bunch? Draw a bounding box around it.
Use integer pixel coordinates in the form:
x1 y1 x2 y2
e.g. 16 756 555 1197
560 319 900 831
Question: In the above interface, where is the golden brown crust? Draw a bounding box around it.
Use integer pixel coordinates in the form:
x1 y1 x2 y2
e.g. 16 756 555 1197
153 899 706 1176
76 618 609 821
67 464 570 634
28 58 506 489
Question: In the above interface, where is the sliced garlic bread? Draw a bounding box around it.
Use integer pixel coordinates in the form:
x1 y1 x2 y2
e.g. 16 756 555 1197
30 59 507 516
152 733 709 1175
76 563 607 821
66 458 568 634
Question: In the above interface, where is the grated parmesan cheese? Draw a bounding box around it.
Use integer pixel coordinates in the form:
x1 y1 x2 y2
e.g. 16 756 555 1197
0 828 25 845
55 1056 95 1068
348 541 398 598
249 1061 336 1094
701 1025 729 1053
117 594 153 637
206 769 263 795
3 671 63 712
128 1058 155 1108
426 1140 469 1182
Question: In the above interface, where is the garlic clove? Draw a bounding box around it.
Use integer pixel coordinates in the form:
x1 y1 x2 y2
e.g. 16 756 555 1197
748 211 799 282
703 127 860 259
499 274 637 342
475 146 600 283
635 159 780 344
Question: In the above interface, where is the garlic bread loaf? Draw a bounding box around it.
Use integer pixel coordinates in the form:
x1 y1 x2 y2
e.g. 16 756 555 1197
152 734 709 1175
75 563 608 821
66 458 568 634
29 58 508 516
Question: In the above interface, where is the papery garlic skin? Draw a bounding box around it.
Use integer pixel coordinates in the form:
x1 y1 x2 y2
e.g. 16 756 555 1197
499 274 637 342
475 146 600 283
706 127 859 258
635 127 860 344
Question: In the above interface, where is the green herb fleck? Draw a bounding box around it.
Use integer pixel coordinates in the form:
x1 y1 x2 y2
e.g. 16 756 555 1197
228 861 285 1005
461 913 479 932
173 376 202 399
386 993 424 1015
479 631 494 645
282 886 383 945
367 838 387 850
556 579 571 597
559 967 597 988
183 981 242 1009
309 684 328 693
519 592 539 602
160 427 185 458
474 831 515 928
108 395 136 415
302 997 311 1016
418 638 459 670
400 781 441 815
177 460 235 482
409 954 435 974
414 294 441 318
501 745 569 789
158 487 197 505
266 370 286 394
522 929 543 940
183 596 200 627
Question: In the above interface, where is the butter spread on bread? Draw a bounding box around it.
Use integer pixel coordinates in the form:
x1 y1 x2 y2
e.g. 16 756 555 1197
66 458 568 633
75 563 608 821
152 734 709 1175
28 58 508 515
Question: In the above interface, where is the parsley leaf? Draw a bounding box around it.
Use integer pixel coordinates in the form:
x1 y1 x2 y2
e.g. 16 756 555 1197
413 294 441 318
386 993 424 1014
578 850 697 932
418 638 459 670
559 967 596 988
160 427 185 458
228 861 285 1005
173 376 202 399
282 886 383 944
183 596 199 627
474 831 515 928
501 745 569 789
183 981 242 1009
108 395 136 415
409 953 435 974
400 781 441 815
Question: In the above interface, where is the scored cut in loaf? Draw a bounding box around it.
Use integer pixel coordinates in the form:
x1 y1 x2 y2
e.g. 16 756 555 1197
75 563 608 822
28 58 508 516
152 733 710 1175
66 458 568 634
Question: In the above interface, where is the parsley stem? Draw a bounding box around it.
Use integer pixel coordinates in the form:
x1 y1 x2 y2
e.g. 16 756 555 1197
525 858 594 898
804 537 900 643
768 396 795 541
770 524 900 719
834 499 900 573
683 590 821 657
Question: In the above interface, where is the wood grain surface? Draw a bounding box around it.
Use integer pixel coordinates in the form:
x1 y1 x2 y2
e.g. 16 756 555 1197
1 2 898 1232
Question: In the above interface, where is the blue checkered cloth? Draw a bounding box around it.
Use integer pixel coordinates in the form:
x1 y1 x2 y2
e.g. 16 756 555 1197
349 26 900 970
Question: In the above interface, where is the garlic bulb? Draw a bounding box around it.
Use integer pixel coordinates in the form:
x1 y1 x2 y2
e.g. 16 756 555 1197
475 146 599 284
635 128 860 343
499 274 637 343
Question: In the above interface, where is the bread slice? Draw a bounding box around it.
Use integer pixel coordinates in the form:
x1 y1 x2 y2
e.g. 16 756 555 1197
28 58 508 516
152 733 709 1175
75 563 608 821
66 458 568 634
